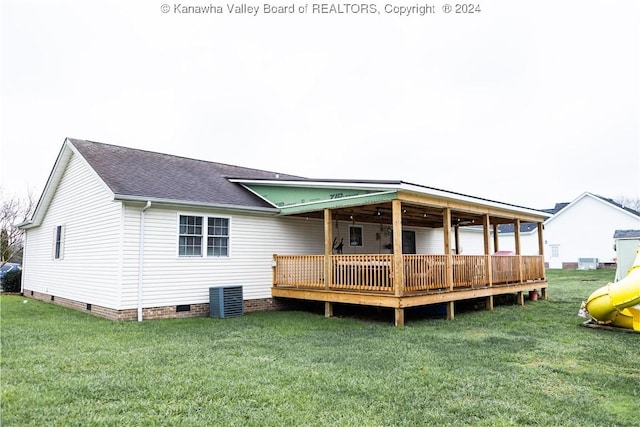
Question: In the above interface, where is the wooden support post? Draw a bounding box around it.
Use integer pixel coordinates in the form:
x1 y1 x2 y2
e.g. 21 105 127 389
493 223 499 252
443 208 453 290
541 287 547 300
537 222 544 257
272 254 277 286
392 200 404 297
325 302 333 318
446 301 455 320
515 219 523 283
324 209 332 290
517 291 524 306
537 221 546 281
395 308 405 327
483 214 493 287
486 295 494 311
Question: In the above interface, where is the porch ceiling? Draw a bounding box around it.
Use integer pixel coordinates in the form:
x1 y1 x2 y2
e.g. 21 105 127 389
291 202 520 228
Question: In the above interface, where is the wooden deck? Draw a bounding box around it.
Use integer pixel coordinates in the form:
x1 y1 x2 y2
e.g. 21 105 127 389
272 254 547 325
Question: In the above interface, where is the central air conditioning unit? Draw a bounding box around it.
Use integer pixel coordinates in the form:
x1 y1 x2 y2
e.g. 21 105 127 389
209 286 244 318
578 258 598 270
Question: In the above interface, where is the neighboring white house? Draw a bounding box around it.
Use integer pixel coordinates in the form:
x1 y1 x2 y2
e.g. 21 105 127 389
19 138 549 321
497 193 640 269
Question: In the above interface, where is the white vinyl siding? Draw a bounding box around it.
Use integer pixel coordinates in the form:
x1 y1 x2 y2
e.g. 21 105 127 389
21 152 123 308
120 207 326 309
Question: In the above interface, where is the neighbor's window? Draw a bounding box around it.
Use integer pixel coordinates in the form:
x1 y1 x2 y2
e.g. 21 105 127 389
207 217 229 256
179 215 203 256
179 215 230 257
53 225 65 260
349 225 363 247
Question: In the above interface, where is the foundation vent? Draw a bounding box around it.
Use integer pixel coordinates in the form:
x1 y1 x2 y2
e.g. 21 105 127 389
578 258 598 270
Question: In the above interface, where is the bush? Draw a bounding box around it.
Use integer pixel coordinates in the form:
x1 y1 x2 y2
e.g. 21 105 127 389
2 269 22 293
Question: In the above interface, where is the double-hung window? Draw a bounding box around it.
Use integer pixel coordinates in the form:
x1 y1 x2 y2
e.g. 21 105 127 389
179 215 203 256
207 217 229 256
178 215 229 257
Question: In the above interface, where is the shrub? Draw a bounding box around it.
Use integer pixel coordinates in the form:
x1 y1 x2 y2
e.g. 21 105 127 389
2 269 22 293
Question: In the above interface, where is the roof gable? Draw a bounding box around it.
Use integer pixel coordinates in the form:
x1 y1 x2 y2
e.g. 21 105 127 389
544 192 640 226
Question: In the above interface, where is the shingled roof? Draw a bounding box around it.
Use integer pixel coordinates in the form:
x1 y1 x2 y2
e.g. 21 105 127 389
613 230 640 239
69 139 304 208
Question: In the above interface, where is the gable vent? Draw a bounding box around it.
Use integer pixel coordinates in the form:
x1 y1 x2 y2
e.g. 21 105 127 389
209 286 243 318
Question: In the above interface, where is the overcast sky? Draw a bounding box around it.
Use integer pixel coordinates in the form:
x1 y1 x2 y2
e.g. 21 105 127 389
1 0 638 210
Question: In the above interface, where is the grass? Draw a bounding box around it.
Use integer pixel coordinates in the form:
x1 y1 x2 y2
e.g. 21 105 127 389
1 269 639 426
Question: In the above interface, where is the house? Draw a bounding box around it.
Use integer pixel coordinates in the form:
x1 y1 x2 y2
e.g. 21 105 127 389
614 230 640 281
19 138 550 326
496 193 640 269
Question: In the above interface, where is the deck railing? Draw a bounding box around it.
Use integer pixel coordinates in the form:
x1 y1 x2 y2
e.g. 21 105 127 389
332 254 394 292
273 255 324 289
273 254 545 294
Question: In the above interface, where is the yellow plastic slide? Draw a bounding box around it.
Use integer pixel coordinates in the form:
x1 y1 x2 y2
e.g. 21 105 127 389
582 246 640 331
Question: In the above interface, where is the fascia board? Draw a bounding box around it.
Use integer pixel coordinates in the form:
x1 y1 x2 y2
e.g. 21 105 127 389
19 139 73 229
113 194 280 214
545 192 640 226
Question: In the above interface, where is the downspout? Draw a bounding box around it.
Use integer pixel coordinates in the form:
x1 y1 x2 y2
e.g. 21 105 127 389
138 201 152 321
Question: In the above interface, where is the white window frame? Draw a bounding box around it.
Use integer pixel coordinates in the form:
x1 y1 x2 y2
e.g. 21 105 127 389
178 215 203 257
177 213 231 258
207 217 230 257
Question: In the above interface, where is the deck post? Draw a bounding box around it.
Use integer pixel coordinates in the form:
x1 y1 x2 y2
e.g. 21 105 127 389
324 209 332 290
446 301 455 320
394 308 405 327
517 291 524 306
392 200 404 297
486 296 494 311
325 302 333 318
515 219 523 283
537 221 546 281
443 208 453 290
483 214 493 287
272 254 277 287
493 223 499 252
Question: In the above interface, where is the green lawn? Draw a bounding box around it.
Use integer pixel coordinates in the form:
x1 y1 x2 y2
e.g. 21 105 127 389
1 269 638 426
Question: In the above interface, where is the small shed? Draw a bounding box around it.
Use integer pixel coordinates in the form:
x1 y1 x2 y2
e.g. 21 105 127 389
613 230 640 281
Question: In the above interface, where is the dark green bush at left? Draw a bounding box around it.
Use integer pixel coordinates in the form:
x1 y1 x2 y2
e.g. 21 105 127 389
2 269 22 293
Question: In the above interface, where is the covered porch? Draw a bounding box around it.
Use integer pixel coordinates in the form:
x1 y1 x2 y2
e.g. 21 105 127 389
236 179 549 326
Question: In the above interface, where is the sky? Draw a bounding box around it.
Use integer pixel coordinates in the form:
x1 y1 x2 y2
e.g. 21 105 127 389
1 0 639 210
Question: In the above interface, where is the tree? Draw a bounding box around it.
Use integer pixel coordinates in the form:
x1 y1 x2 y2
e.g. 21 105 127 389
613 196 640 212
1 188 35 265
